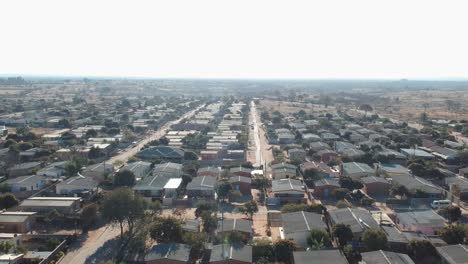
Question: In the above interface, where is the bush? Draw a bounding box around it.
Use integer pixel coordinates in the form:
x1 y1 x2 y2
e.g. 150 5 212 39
336 199 351 208
332 188 349 200
361 197 375 206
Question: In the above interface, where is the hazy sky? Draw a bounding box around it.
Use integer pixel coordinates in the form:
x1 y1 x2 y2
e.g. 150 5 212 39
1 0 468 79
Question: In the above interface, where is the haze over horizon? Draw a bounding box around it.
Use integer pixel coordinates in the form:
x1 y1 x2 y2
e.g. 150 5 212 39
1 0 468 79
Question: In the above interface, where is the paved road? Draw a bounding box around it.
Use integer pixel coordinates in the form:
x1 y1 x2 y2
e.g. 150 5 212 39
250 101 263 167
60 225 122 264
108 104 204 165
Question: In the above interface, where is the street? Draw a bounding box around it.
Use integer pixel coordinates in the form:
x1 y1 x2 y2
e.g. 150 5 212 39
108 104 205 165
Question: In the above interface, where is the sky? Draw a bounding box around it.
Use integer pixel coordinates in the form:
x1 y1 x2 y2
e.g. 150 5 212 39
1 0 468 79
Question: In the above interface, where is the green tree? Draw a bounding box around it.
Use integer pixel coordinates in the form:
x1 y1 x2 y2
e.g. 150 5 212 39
0 193 19 210
0 241 14 254
332 188 349 200
201 212 218 233
101 187 147 238
362 228 388 251
195 201 217 218
182 232 206 257
217 181 232 200
274 240 296 264
81 204 98 232
339 177 363 190
113 170 136 187
150 216 183 243
280 203 325 214
407 240 439 264
442 206 462 223
439 224 466 244
252 238 274 262
307 228 331 249
239 200 258 219
332 224 353 247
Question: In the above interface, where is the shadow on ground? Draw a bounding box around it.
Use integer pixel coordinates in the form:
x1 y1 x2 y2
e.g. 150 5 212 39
85 236 121 264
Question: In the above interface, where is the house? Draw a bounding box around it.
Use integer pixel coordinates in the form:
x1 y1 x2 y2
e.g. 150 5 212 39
341 162 374 180
459 167 468 178
271 178 306 203
18 197 81 215
197 166 221 177
316 149 338 163
300 161 338 178
395 210 446 236
186 176 217 199
335 141 364 158
137 146 187 162
302 133 321 142
120 161 152 178
36 161 67 178
321 133 340 142
445 177 468 200
0 212 36 233
376 163 410 177
436 244 468 264
143 243 191 264
55 175 99 196
5 175 47 192
207 244 252 264
328 208 379 238
313 178 340 198
400 148 434 160
230 166 252 178
360 250 415 264
391 174 444 199
217 219 252 239
309 142 331 152
361 176 391 196
375 148 407 165
133 163 183 198
81 162 114 183
281 211 327 248
8 162 42 177
164 178 183 198
0 253 23 264
293 250 348 264
429 145 459 161
271 163 297 179
288 148 306 161
228 176 251 195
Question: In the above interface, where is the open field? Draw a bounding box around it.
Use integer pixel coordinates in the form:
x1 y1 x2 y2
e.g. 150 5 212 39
373 89 468 122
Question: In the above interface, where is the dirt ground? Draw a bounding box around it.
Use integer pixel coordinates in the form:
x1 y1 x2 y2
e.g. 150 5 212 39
259 99 337 116
374 89 468 122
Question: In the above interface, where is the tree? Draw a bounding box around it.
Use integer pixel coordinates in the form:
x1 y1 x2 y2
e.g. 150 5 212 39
303 168 319 181
0 241 14 254
225 231 244 244
88 146 103 159
85 129 98 138
201 212 217 233
101 187 147 238
332 224 353 247
0 193 19 210
390 184 409 197
182 232 206 257
362 228 388 251
239 200 258 219
217 181 232 200
332 188 349 200
336 200 352 209
307 228 331 249
81 204 98 232
195 201 217 218
444 206 462 223
150 216 183 242
339 177 363 190
252 238 274 262
439 224 466 244
273 240 296 263
113 170 136 187
407 240 439 264
58 119 71 128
